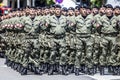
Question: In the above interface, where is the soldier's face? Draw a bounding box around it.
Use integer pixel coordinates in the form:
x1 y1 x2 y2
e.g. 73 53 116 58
92 8 98 14
50 8 54 13
17 13 21 17
30 14 35 19
86 9 91 15
106 8 113 16
55 8 61 16
45 9 50 14
68 10 74 16
62 11 67 16
75 9 80 16
80 8 87 16
99 7 106 14
114 8 120 15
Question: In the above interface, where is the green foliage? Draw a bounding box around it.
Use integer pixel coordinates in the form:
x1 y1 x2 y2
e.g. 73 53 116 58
90 0 103 7
46 0 55 6
0 0 3 3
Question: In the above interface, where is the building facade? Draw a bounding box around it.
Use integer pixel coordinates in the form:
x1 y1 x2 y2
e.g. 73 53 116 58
2 0 86 8
2 0 45 8
1 0 112 9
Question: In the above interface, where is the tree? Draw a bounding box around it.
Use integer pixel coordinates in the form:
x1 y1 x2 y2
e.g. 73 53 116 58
45 0 55 6
90 0 107 7
0 0 3 3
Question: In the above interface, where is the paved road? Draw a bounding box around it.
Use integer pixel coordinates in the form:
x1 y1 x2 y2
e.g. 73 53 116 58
0 58 95 80
1 58 120 80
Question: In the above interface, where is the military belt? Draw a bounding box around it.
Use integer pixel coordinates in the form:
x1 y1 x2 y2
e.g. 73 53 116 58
102 33 118 37
54 34 65 39
76 33 91 38
25 36 38 39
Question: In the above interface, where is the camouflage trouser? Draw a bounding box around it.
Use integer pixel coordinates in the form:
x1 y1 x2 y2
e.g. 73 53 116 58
22 56 29 68
42 34 51 64
100 34 117 66
92 35 101 66
39 33 45 63
49 37 66 65
75 34 94 69
75 34 83 68
66 33 76 65
116 34 120 66
29 50 40 68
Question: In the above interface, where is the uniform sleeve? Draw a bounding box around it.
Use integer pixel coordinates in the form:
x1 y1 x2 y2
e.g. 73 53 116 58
24 20 32 33
100 16 109 27
85 18 93 28
111 17 117 29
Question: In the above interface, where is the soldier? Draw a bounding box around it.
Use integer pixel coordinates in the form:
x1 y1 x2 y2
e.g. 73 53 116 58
114 6 120 17
86 7 91 15
93 7 106 72
21 40 33 75
46 5 68 75
0 35 6 58
75 6 94 75
99 4 118 75
61 7 68 16
75 6 80 16
115 6 120 75
39 6 51 73
28 39 42 75
91 6 101 74
66 7 76 74
50 5 55 16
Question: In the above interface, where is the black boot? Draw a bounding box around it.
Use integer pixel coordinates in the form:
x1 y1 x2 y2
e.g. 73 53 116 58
35 67 42 75
44 63 49 73
21 67 27 75
88 68 94 75
40 62 44 71
118 66 120 75
113 66 118 75
28 64 32 70
11 62 15 69
100 66 104 75
68 64 74 73
17 64 21 72
60 65 67 75
81 65 86 73
8 61 12 67
6 60 10 67
31 65 36 72
48 64 54 75
39 64 43 73
55 63 59 73
13 63 18 70
75 68 79 76
93 65 97 74
5 58 8 65
116 66 119 75
20 66 24 74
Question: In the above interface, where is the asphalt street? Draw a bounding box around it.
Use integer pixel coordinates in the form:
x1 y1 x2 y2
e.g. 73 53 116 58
1 58 120 80
0 58 96 80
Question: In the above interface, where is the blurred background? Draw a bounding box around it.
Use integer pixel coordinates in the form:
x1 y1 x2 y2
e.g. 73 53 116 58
0 0 119 9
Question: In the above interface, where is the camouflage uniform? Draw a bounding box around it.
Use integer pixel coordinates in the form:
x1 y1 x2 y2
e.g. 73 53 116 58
75 14 94 75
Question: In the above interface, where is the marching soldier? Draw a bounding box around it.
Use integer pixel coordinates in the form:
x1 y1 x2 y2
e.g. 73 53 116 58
75 5 94 75
66 7 76 74
45 5 68 75
99 4 118 75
